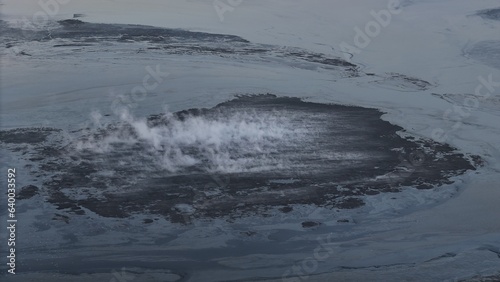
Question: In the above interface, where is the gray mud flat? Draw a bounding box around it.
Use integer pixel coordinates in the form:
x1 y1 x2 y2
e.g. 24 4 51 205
1 19 358 76
0 17 485 282
0 95 479 223
466 40 500 70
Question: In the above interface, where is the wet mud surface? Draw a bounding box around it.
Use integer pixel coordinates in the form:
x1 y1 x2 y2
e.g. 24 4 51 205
477 8 500 20
1 19 358 76
0 95 479 223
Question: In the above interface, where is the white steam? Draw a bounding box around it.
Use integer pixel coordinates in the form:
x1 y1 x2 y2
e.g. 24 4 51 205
76 108 303 174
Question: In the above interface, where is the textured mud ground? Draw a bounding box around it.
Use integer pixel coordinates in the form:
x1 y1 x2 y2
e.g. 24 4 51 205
1 19 434 89
466 40 500 70
1 95 480 223
1 19 357 75
0 14 492 281
477 7 500 20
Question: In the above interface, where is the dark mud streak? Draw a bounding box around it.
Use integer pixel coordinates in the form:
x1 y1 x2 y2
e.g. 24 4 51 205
0 127 60 144
0 19 358 75
460 273 500 282
466 40 500 70
387 73 433 90
17 185 39 200
477 8 500 20
0 95 478 223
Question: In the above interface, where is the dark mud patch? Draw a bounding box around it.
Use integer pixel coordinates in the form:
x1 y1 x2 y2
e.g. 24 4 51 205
460 272 500 282
1 95 478 223
0 127 60 144
302 221 322 228
52 19 247 43
17 185 39 200
372 73 433 91
0 19 358 76
53 43 94 47
477 8 500 21
466 40 500 70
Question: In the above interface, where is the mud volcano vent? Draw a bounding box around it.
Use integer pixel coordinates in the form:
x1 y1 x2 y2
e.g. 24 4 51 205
0 95 480 222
